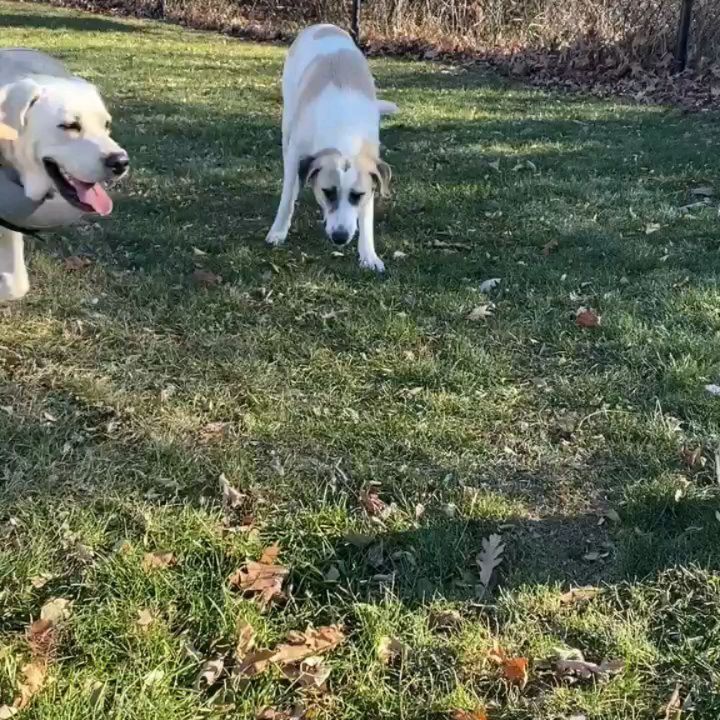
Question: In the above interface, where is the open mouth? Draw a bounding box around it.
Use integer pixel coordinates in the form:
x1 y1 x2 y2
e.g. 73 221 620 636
43 159 113 216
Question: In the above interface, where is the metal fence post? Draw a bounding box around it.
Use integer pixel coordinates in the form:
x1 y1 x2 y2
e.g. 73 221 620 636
351 0 362 46
675 0 695 72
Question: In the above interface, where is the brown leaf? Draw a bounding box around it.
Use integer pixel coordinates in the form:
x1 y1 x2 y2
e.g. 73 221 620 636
194 657 225 691
0 706 19 718
428 608 463 632
29 573 54 590
235 620 256 658
272 625 345 666
199 421 230 443
233 649 275 680
220 473 245 509
191 269 223 287
554 655 623 680
450 710 488 720
257 707 305 720
142 552 177 572
466 304 494 322
228 546 289 608
575 307 601 328
559 586 600 605
502 657 529 687
26 619 56 661
280 655 331 690
360 484 387 516
63 255 92 272
376 636 409 665
136 609 155 630
542 239 559 256
14 661 47 710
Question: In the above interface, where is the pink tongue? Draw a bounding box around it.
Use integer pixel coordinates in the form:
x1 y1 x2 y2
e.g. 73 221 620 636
70 178 113 216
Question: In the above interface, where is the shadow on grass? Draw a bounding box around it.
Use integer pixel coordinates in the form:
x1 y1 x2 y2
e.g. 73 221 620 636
0 10 147 32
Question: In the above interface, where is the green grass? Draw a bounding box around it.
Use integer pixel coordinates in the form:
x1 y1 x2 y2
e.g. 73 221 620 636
2 2 720 717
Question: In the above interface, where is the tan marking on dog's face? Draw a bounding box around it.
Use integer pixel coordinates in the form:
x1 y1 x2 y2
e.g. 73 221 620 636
295 49 375 120
313 25 351 41
302 146 390 245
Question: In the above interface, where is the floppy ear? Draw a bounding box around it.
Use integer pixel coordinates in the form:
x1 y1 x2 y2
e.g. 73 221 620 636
0 79 42 132
371 160 392 197
298 154 320 186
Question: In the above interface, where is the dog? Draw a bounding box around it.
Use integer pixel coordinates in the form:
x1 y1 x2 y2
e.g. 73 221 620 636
266 24 398 272
0 49 129 302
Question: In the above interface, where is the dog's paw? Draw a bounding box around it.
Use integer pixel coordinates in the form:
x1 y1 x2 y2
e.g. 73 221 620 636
0 272 29 303
265 229 288 247
359 255 385 273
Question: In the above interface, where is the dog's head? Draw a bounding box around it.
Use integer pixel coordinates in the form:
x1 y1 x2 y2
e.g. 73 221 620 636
0 78 129 214
299 147 391 247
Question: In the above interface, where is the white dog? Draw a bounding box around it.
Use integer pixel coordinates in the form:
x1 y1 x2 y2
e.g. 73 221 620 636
0 49 129 301
266 24 397 272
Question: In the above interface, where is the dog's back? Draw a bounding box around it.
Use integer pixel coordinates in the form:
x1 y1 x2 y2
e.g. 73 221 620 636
0 49 71 87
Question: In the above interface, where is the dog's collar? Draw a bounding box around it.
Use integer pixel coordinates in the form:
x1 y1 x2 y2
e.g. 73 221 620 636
0 216 40 236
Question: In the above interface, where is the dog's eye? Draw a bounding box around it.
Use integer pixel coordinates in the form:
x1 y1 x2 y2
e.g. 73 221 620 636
322 188 337 203
349 191 365 205
58 121 82 132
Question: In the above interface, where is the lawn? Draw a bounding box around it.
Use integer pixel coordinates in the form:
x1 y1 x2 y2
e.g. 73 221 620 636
2 3 720 718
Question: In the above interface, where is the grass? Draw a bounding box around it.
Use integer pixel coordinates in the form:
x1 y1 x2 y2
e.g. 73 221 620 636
1 2 720 717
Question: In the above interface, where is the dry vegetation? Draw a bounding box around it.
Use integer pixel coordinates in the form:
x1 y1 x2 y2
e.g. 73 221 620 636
48 0 720 108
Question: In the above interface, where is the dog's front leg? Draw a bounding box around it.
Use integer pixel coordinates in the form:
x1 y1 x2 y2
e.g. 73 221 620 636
0 228 30 302
266 147 300 247
358 196 384 272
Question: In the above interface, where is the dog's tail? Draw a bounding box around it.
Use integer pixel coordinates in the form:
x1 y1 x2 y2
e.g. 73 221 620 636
377 99 399 116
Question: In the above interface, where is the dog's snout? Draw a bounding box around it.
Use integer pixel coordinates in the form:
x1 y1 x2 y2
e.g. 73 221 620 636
105 151 129 176
330 229 350 246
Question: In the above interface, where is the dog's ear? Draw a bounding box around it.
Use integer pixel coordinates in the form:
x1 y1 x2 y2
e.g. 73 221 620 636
298 155 321 186
371 160 392 198
0 80 43 133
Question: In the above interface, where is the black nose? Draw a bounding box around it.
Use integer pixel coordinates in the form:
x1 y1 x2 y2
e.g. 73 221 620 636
330 229 350 246
105 152 129 176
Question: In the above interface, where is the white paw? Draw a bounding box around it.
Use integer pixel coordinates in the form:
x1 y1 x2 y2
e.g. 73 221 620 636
359 255 385 273
0 271 29 302
265 229 288 247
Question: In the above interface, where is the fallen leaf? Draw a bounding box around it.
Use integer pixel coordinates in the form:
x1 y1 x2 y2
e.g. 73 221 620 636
26 619 56 660
195 657 225 691
393 250 408 259
324 565 340 583
142 552 177 572
235 620 256 657
690 186 714 197
604 509 621 523
450 711 488 720
542 239 559 256
63 255 92 272
431 239 472 251
360 484 387 516
428 608 463 632
467 304 495 321
582 551 609 561
280 655 331 690
40 598 72 624
191 269 223 287
192 246 208 256
552 652 623 681
228 545 289 608
199 421 229 442
272 625 345 665
14 661 47 710
660 684 682 719
645 222 662 235
233 649 275 680
476 534 505 589
136 609 155 630
220 473 245 509
479 278 501 293
376 636 409 665
559 586 600 604
29 573 54 590
143 668 165 687
682 446 706 469
704 384 720 396
503 656 529 687
257 707 305 720
0 706 19 718
575 307 601 328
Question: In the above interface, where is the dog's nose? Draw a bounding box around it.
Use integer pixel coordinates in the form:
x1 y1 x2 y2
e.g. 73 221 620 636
330 229 350 246
105 151 129 176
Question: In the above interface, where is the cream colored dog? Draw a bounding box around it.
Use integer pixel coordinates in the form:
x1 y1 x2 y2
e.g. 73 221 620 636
0 49 129 301
266 24 397 272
